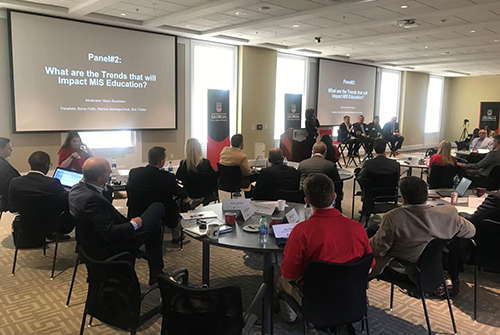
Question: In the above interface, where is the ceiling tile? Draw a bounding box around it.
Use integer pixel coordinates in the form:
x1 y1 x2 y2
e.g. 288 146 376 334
414 0 476 10
242 2 297 16
454 9 500 23
265 0 324 11
380 2 436 16
352 6 402 20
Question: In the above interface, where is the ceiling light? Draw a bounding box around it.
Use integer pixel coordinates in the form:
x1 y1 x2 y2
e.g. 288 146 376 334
346 53 350 56
495 39 500 42
292 24 300 28
259 6 270 11
235 11 248 16
401 5 408 9
185 25 190 28
470 30 476 33
424 46 428 48
120 13 126 16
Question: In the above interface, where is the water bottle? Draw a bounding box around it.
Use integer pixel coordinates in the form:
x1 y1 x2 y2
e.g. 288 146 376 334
111 158 117 170
258 215 269 244
110 158 118 183
453 174 460 190
408 154 413 165
167 161 173 173
283 156 288 166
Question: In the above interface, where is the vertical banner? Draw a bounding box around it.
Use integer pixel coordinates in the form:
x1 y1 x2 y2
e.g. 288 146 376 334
480 102 500 133
284 94 302 130
207 89 230 169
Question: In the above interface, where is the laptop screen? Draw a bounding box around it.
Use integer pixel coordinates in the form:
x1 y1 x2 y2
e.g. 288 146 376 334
454 177 472 197
53 168 83 188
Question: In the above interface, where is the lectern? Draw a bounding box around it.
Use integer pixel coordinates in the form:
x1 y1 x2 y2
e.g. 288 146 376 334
280 128 308 162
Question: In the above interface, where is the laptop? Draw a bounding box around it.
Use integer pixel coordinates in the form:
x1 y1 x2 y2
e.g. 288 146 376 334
437 177 472 198
53 167 83 189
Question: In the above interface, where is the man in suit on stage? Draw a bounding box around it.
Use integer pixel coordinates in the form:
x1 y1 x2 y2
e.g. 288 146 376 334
353 115 375 158
382 117 405 155
338 115 360 157
252 148 300 200
0 137 20 213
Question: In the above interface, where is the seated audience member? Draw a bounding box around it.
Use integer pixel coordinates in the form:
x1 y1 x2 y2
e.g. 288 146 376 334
382 117 404 155
459 190 500 225
0 137 20 213
369 176 475 281
338 115 360 157
485 125 494 138
9 151 75 239
353 115 375 157
176 138 214 181
368 116 382 138
57 131 94 173
277 173 374 326
461 135 500 177
298 142 343 212
319 134 340 164
69 157 165 285
357 139 400 180
429 140 457 169
470 129 494 151
128 146 200 244
252 148 299 200
219 134 255 190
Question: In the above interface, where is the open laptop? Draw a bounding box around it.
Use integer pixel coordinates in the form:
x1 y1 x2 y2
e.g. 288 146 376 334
53 167 83 189
437 177 472 198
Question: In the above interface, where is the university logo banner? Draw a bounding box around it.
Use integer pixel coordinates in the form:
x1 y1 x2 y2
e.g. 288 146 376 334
207 89 230 169
480 102 500 132
284 94 302 130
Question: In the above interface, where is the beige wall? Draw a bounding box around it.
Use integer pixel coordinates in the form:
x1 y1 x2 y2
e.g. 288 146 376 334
400 71 429 146
443 75 500 140
238 46 277 157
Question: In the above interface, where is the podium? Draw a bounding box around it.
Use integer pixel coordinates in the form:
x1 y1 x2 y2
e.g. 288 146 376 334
280 128 308 162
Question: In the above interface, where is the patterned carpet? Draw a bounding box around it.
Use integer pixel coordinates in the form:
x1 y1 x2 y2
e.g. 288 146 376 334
0 169 499 335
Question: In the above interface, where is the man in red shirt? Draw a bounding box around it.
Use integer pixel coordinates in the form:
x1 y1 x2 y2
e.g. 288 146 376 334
278 173 374 323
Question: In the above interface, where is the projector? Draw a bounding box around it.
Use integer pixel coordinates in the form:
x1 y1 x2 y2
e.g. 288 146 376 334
396 19 421 28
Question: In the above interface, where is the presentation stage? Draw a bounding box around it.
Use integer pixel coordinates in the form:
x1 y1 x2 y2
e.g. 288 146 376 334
9 11 177 132
317 59 377 126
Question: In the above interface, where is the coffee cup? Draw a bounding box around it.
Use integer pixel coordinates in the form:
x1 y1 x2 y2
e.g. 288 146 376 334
225 212 237 226
277 199 286 211
206 223 220 239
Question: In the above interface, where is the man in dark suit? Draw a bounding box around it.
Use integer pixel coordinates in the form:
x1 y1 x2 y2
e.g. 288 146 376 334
382 116 404 155
252 148 300 200
0 137 20 213
9 151 75 238
69 157 165 285
337 115 360 157
460 191 500 225
358 139 400 180
298 142 343 212
128 146 201 244
368 116 382 138
353 115 375 158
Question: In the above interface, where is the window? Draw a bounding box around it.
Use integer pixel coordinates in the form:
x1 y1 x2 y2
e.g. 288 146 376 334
191 41 238 144
79 131 135 149
377 69 401 125
274 54 307 139
425 76 444 133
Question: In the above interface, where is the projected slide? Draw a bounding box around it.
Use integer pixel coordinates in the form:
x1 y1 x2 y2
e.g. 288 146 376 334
317 59 377 126
9 11 176 132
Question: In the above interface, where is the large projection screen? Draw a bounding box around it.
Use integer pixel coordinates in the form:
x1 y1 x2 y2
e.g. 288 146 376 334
317 59 377 126
9 11 177 132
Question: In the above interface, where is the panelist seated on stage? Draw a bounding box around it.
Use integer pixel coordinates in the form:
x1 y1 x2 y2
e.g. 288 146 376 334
368 116 382 138
277 173 374 324
470 129 494 151
460 135 500 177
429 140 457 169
252 148 299 201
219 134 256 189
353 115 374 157
0 137 20 212
338 115 360 157
9 151 75 239
69 157 166 285
382 117 404 154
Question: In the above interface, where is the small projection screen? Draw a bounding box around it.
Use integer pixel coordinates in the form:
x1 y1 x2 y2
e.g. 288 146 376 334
8 11 177 132
317 59 377 126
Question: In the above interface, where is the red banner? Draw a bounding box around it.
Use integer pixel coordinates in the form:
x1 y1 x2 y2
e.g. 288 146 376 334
207 89 230 169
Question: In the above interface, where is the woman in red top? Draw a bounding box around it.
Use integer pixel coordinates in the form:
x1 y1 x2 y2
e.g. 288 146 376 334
57 131 93 173
429 140 456 169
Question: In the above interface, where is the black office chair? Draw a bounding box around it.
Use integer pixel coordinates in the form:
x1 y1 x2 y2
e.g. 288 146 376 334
217 163 242 197
426 165 465 189
78 247 169 335
278 255 374 335
376 239 457 335
10 193 63 279
273 189 305 204
182 170 220 205
157 274 266 335
468 165 500 190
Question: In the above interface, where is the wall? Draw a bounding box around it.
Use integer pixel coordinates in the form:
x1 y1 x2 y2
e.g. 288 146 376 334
400 71 430 147
238 46 277 157
443 75 500 141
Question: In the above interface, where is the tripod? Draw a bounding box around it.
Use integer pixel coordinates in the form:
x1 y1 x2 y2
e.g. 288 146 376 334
459 122 469 141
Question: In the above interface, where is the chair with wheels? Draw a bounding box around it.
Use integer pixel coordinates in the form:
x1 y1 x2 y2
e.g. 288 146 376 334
376 239 457 335
426 165 465 189
468 165 500 190
278 255 374 335
157 274 266 335
217 163 242 198
182 170 220 205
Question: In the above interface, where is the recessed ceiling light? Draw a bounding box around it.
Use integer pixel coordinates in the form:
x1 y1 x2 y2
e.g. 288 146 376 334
259 6 270 11
346 53 350 56
235 11 248 16
185 25 190 28
495 39 500 42
292 24 300 28
470 30 476 33
424 46 428 49
120 13 126 16
401 5 408 9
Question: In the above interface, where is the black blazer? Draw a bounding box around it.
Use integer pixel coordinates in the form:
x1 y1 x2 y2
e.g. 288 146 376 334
367 122 382 138
0 156 20 211
462 191 500 226
305 118 320 138
252 163 300 200
69 182 134 259
9 172 69 213
352 122 370 138
338 123 353 142
382 122 400 138
298 155 341 186
176 158 214 182
358 155 401 180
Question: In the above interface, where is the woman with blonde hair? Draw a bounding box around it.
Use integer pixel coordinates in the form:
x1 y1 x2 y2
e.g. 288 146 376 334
429 140 457 168
176 138 214 181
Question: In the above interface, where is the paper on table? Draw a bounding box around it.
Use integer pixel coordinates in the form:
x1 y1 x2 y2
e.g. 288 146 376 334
222 199 252 210
181 211 219 220
468 195 486 209
240 201 255 221
252 202 275 215
273 223 296 239
442 197 468 205
285 208 301 224
455 206 476 215
256 201 290 208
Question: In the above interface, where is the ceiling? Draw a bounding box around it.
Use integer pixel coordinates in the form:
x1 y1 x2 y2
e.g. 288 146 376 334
2 0 500 76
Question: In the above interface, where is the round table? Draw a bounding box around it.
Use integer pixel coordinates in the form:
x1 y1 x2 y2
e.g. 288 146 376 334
182 202 307 335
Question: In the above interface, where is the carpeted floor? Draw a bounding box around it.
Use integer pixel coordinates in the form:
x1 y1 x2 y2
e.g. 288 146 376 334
0 159 499 335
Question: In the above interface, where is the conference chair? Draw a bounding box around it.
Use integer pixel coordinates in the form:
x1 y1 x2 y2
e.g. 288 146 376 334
333 141 348 168
157 274 266 335
376 239 457 335
278 255 373 335
182 170 220 205
426 165 464 189
273 189 305 204
11 193 64 279
217 163 242 197
468 165 500 190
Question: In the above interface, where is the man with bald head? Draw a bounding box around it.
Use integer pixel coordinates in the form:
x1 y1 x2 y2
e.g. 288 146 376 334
252 148 299 200
69 157 165 285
